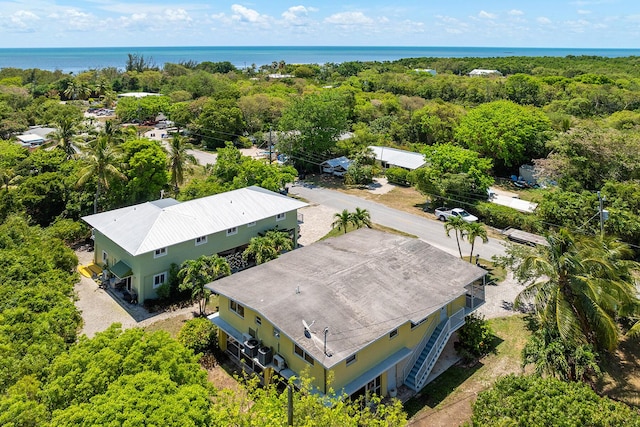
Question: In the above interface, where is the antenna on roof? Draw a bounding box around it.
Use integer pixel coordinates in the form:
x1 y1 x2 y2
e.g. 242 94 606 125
323 327 332 357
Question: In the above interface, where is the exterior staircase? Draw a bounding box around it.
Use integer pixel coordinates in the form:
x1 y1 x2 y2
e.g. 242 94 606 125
404 308 465 392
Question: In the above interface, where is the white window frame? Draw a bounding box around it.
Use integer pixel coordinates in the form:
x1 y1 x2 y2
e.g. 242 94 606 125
102 250 108 263
226 227 238 236
389 328 398 339
255 316 262 325
273 328 280 338
195 236 208 246
154 247 167 258
153 271 167 289
276 213 286 221
247 221 256 227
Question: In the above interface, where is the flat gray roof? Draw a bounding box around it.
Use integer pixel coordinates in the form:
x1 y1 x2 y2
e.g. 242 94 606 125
207 229 486 369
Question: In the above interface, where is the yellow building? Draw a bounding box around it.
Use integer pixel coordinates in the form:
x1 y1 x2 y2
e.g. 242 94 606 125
207 229 486 399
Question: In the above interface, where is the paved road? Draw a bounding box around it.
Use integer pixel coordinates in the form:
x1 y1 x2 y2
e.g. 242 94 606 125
290 183 507 260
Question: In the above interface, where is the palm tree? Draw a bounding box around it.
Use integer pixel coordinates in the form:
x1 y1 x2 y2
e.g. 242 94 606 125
514 229 640 352
351 207 372 229
466 222 488 262
51 115 81 158
76 137 127 213
243 230 293 265
264 230 294 252
167 133 197 191
244 236 278 265
332 209 353 234
178 255 230 316
444 216 466 259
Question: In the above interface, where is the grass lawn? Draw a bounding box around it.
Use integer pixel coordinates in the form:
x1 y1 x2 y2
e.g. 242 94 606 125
405 315 530 426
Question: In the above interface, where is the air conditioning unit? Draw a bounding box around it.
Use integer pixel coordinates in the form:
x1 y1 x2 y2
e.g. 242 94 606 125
243 338 259 358
258 346 273 366
273 354 286 370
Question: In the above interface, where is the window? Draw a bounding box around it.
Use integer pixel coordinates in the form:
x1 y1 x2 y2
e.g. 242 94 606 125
346 354 357 366
247 221 256 227
226 227 238 236
276 213 286 221
273 328 280 338
389 329 398 339
255 316 262 325
294 344 314 365
411 317 427 329
102 251 108 263
230 300 245 317
195 236 207 246
153 272 167 289
154 247 167 258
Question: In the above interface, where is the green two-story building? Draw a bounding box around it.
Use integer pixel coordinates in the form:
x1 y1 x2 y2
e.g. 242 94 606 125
207 229 487 400
82 186 307 304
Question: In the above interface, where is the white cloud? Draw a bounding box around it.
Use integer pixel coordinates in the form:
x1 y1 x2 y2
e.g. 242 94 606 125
281 5 319 28
61 8 94 31
163 8 192 23
577 9 592 14
324 11 374 26
508 10 524 16
9 10 40 31
230 4 269 24
537 16 552 24
478 10 497 20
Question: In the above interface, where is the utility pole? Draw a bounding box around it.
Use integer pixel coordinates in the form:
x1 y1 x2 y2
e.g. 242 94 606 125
598 191 609 237
287 384 293 426
269 127 273 164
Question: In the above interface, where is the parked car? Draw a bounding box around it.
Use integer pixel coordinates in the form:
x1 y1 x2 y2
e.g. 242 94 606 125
434 207 478 222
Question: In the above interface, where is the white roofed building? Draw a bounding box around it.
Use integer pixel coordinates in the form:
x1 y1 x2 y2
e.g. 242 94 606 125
82 186 307 304
369 146 427 170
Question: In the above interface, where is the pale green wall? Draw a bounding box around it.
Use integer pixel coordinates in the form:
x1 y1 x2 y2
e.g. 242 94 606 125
92 208 300 303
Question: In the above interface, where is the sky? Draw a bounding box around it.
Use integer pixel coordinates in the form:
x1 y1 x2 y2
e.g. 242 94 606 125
1 0 639 49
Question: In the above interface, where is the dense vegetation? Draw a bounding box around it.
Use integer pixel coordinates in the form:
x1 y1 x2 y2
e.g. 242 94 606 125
2 54 640 424
471 375 640 426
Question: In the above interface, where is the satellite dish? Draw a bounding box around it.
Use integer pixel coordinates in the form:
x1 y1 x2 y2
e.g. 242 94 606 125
302 319 315 339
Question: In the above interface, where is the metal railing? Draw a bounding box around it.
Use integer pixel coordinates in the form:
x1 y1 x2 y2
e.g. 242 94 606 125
402 319 438 381
406 307 466 390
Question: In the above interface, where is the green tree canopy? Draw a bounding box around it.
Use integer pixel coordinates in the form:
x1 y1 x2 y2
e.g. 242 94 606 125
455 100 552 169
471 375 640 427
278 90 349 169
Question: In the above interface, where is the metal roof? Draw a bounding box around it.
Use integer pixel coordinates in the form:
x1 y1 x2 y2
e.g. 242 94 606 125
82 186 308 256
369 146 426 170
207 229 487 369
321 156 352 169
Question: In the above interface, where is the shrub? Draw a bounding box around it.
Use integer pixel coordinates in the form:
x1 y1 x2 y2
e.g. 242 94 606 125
472 201 540 232
385 167 410 185
178 318 218 354
455 313 494 362
471 375 640 426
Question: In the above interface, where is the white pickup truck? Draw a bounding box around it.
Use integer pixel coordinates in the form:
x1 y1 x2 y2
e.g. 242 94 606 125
434 207 478 222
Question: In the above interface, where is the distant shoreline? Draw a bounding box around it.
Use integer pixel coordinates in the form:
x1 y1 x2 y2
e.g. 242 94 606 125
2 45 639 74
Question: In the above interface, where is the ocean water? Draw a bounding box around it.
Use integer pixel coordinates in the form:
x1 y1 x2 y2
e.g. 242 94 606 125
1 46 639 74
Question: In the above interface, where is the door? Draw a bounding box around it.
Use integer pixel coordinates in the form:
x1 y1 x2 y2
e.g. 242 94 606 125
440 306 448 322
386 366 396 392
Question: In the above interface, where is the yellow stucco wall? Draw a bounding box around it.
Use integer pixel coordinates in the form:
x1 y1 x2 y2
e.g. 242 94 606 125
217 293 468 397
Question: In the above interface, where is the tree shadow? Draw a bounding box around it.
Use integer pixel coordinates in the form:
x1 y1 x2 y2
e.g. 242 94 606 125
403 362 483 418
596 336 640 408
